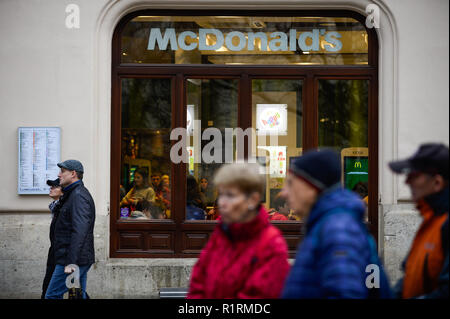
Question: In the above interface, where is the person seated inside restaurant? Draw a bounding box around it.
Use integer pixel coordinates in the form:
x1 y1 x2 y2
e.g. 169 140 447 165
206 199 220 220
352 181 369 205
268 194 290 221
119 184 126 202
161 174 170 188
151 172 171 211
199 177 216 207
120 168 155 208
186 175 206 220
131 199 166 219
129 199 148 219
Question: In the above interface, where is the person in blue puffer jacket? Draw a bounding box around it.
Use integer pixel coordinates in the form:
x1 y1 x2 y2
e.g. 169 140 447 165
280 149 392 299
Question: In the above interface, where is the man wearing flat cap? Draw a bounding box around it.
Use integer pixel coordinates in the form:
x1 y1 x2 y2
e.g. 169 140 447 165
44 160 95 299
389 143 449 299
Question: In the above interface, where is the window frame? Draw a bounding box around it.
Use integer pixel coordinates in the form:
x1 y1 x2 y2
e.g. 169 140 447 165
110 9 379 258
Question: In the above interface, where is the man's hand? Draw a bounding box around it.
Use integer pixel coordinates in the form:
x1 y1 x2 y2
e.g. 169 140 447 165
64 265 77 274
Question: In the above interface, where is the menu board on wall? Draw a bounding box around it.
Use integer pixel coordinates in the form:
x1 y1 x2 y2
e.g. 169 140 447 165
18 127 61 194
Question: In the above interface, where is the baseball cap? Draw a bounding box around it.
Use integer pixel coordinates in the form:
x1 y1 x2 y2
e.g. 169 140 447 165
389 143 449 179
57 159 84 173
46 178 60 187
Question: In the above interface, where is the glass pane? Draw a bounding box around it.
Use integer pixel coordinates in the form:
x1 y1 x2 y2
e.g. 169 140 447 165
185 79 239 220
252 79 303 222
318 79 369 207
121 16 368 65
119 78 172 220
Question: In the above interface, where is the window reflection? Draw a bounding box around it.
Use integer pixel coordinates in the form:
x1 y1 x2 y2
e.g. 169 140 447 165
185 78 239 220
120 78 172 220
318 79 369 211
252 79 303 222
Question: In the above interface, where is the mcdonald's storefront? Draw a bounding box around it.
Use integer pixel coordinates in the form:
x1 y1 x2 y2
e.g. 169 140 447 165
111 10 379 258
0 0 448 298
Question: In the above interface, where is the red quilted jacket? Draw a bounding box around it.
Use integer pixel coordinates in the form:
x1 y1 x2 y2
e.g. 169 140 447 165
188 206 290 299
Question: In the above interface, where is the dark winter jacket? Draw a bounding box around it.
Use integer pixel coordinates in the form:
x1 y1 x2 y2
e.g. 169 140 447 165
42 200 60 299
282 186 391 299
188 206 290 299
49 200 60 240
52 181 96 266
46 200 59 266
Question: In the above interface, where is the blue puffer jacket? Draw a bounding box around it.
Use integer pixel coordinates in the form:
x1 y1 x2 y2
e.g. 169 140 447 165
282 186 391 299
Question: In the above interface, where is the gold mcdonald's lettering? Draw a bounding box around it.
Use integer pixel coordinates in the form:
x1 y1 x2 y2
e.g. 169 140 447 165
354 162 362 168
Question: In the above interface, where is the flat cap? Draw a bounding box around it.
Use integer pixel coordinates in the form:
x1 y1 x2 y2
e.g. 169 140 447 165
57 159 84 173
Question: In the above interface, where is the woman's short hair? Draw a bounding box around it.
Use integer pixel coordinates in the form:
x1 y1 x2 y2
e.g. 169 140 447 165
214 162 265 196
135 168 149 187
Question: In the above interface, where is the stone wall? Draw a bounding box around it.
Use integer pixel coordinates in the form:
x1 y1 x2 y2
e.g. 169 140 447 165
382 204 422 285
0 204 422 298
0 213 197 299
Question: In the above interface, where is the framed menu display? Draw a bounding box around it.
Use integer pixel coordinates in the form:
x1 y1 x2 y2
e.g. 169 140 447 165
18 127 61 194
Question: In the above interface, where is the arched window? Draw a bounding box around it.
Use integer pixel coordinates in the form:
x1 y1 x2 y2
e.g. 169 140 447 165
110 10 378 258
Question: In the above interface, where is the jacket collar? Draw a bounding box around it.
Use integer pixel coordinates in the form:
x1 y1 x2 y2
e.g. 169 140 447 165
306 185 365 232
219 205 269 242
60 180 83 203
62 180 82 193
418 185 449 216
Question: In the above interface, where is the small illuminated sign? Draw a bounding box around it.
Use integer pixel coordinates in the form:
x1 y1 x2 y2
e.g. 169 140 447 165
343 156 368 190
256 104 287 135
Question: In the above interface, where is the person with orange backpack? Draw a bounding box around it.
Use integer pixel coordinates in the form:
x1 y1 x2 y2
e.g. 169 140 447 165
389 143 449 299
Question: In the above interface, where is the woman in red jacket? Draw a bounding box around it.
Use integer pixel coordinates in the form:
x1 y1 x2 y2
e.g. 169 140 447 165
188 162 290 299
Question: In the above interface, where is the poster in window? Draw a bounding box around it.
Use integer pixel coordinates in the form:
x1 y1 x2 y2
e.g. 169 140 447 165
258 146 286 178
256 104 287 135
18 127 61 194
187 146 195 175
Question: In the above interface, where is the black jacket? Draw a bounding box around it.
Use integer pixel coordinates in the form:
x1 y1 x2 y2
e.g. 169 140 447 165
52 181 95 266
46 200 59 266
